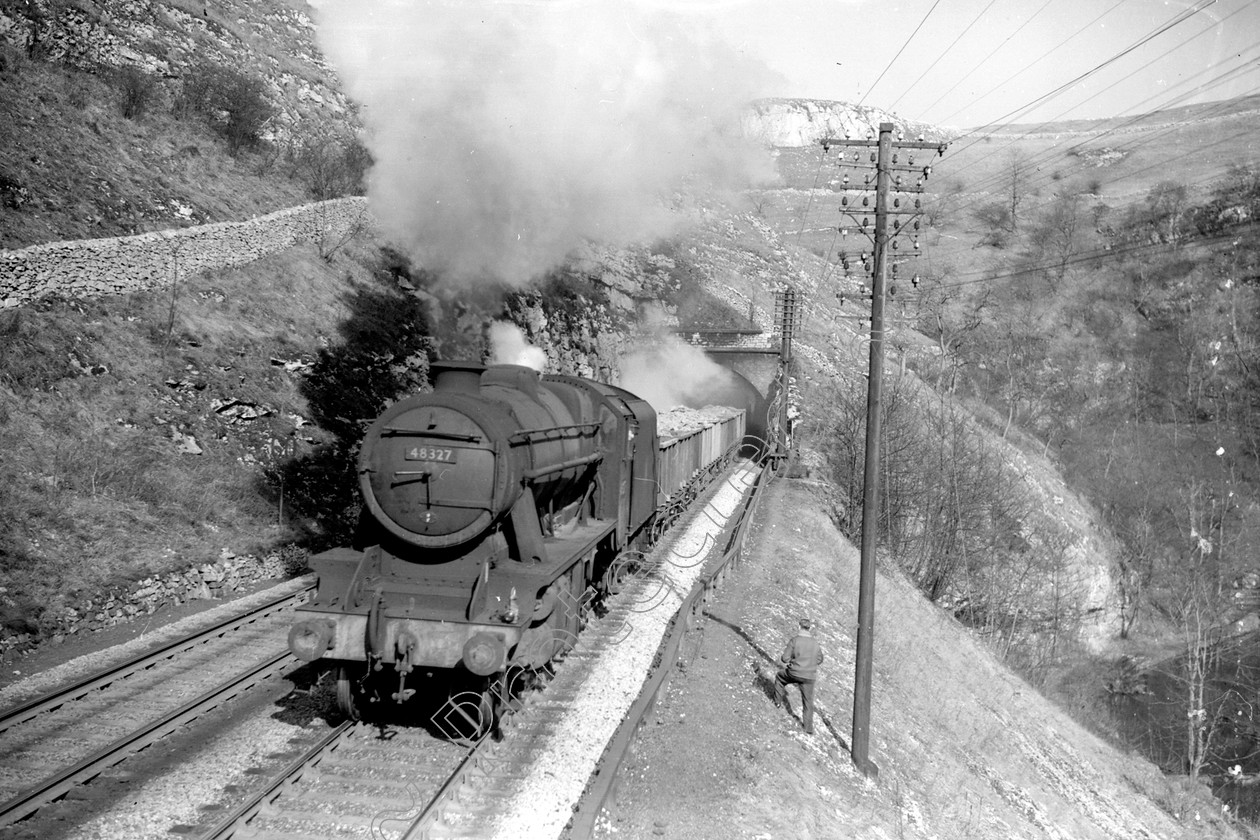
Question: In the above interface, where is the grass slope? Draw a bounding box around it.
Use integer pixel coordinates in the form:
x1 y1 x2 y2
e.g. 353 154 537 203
0 236 432 636
0 46 313 248
605 479 1247 840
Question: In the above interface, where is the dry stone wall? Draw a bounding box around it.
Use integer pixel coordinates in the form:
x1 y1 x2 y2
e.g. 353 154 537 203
0 196 371 309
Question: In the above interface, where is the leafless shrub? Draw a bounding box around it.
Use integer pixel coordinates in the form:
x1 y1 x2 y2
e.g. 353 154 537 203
291 129 372 199
816 371 1081 675
115 64 158 120
177 62 273 154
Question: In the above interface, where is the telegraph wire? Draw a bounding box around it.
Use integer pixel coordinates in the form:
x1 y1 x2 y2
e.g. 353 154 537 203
937 0 1134 127
810 154 1260 298
956 9 1258 184
810 2 1252 303
886 0 1004 114
959 71 1260 200
949 0 1219 146
955 69 1260 201
794 145 829 245
1095 117 1260 189
916 0 1057 120
952 25 1260 197
939 219 1260 288
1018 86 1260 197
933 0 1228 200
856 0 945 108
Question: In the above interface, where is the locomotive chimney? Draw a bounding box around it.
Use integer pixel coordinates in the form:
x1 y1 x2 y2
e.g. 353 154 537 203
430 361 485 394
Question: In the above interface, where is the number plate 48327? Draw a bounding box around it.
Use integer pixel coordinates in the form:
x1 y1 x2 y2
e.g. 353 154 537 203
405 446 458 463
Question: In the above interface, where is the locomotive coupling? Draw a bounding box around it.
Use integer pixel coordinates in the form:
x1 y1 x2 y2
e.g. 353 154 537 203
288 619 337 662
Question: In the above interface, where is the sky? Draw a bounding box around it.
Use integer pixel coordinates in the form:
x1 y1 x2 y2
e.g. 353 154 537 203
708 0 1260 128
309 0 1260 286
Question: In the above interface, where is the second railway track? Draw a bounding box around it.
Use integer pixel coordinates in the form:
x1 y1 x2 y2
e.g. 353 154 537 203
0 581 314 828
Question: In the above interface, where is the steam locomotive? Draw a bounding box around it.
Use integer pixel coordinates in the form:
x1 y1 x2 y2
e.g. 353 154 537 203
287 360 745 726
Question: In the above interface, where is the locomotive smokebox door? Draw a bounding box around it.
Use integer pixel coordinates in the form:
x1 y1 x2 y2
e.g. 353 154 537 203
363 404 496 539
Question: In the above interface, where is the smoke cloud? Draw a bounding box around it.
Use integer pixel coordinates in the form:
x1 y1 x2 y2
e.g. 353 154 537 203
619 335 736 411
488 321 548 372
314 1 775 286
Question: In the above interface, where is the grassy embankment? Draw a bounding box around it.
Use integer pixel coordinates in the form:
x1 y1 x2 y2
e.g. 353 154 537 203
0 237 435 637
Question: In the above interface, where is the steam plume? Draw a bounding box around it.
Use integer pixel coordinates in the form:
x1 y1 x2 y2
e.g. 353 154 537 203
619 335 736 411
314 1 774 286
488 321 547 372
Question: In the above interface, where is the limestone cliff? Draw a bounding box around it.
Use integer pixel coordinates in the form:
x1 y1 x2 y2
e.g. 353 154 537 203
742 97 949 147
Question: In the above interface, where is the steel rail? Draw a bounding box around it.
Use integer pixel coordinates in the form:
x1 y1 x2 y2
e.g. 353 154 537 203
202 719 355 840
0 650 297 827
0 581 314 734
405 733 497 837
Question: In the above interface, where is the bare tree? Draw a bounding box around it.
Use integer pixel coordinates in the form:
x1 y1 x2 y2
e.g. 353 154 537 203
1022 189 1091 290
1165 480 1240 782
912 269 992 393
1115 508 1160 639
1004 152 1034 235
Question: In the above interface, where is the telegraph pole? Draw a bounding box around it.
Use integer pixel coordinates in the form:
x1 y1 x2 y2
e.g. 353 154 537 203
820 122 946 779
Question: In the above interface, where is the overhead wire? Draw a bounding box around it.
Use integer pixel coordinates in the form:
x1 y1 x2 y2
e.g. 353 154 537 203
956 77 1260 202
956 58 1260 200
937 0 1134 127
794 148 828 245
856 0 946 108
1104 117 1260 189
930 0 1230 208
952 18 1260 197
886 0 1004 114
915 0 1057 119
811 0 1252 303
942 218 1260 288
949 0 1220 147
812 130 1259 305
809 158 1258 312
811 131 1257 305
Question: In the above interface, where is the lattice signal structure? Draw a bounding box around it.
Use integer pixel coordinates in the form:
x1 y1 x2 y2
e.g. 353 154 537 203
774 286 802 346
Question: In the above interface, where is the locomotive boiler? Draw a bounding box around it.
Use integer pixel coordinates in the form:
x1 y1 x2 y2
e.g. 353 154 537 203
287 360 744 726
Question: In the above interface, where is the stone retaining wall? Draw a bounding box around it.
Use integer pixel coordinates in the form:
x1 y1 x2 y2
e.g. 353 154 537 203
1 196 371 309
0 549 309 656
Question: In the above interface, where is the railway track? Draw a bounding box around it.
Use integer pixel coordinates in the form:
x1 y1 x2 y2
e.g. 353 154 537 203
0 582 314 828
205 461 765 840
0 455 762 839
200 591 670 840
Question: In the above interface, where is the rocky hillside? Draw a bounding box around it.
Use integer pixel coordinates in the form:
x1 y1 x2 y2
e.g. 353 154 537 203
0 0 349 128
741 97 948 147
0 0 357 249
